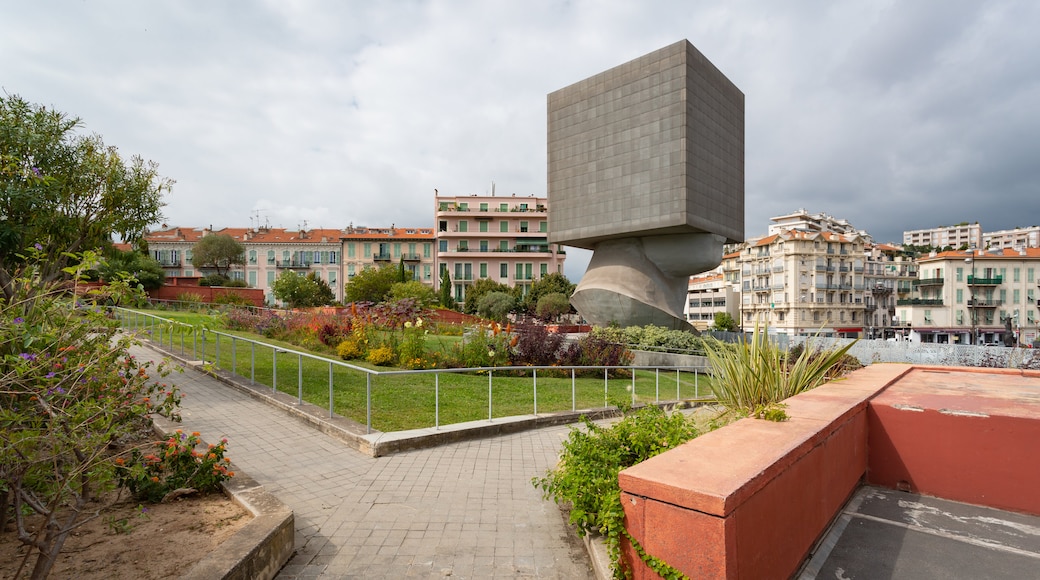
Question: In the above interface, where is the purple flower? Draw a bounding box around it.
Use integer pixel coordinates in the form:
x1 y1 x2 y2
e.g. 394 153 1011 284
13 317 23 324
19 353 37 361
31 167 42 177
33 243 42 251
45 372 57 379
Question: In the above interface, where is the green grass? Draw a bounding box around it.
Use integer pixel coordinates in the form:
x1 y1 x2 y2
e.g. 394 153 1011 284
118 308 713 432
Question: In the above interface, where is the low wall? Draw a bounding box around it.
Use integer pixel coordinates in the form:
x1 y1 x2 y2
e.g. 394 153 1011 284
617 365 908 579
149 285 265 307
628 349 708 370
867 366 1040 516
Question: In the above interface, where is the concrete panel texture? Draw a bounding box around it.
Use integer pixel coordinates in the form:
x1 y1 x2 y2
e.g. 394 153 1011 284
548 39 744 249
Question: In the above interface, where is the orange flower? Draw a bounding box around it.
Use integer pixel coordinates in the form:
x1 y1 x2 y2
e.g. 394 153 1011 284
150 476 159 483
191 431 200 437
114 457 125 466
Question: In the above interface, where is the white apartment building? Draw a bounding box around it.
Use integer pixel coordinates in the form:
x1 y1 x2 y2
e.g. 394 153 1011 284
685 272 739 330
983 226 1040 250
434 192 565 306
902 223 982 249
899 247 1040 346
767 208 868 239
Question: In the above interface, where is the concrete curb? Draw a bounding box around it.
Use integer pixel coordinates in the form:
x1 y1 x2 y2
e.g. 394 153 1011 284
149 416 295 580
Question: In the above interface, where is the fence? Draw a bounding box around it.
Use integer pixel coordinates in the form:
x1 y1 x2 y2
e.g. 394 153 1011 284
788 335 1040 369
111 308 712 434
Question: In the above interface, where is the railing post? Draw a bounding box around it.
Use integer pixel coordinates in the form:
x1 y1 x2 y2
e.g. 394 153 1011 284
695 369 699 399
571 368 576 412
533 369 538 416
200 330 206 364
604 368 608 408
435 373 440 429
631 367 636 407
250 342 255 384
297 353 303 405
676 368 681 400
192 327 197 360
655 368 660 403
328 362 334 418
366 374 372 434
231 336 236 376
488 370 493 422
272 348 278 393
215 333 220 369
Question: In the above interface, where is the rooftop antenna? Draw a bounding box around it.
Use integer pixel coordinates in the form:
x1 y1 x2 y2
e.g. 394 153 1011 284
491 180 496 196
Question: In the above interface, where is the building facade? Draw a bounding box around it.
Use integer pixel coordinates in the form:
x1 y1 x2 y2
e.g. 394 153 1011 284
685 272 739 330
983 226 1040 250
433 192 565 306
899 247 1040 346
340 226 436 287
902 223 982 249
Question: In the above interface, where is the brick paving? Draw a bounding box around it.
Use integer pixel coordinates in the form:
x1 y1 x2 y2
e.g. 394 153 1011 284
129 344 594 579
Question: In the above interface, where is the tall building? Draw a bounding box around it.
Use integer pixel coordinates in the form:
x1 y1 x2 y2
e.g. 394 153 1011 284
899 247 1040 345
767 209 868 240
685 272 739 330
433 192 565 306
902 223 982 249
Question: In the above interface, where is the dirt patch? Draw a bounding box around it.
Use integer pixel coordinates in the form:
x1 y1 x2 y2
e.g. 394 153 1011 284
1 490 250 580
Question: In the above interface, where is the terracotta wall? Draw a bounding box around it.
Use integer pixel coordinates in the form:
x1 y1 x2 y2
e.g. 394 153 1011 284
149 285 265 307
617 365 907 579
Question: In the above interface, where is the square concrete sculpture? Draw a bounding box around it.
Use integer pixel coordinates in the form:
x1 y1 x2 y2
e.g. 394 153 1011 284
548 40 744 329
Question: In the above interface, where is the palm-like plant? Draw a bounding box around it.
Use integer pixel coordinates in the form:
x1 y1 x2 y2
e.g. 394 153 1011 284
705 323 856 416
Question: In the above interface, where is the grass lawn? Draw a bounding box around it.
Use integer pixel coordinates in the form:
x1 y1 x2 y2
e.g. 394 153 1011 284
118 308 714 432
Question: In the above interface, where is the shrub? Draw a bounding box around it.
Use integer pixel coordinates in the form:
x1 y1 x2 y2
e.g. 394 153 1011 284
213 292 252 306
336 338 366 360
560 334 633 375
447 325 512 368
366 344 397 366
510 324 565 366
198 274 230 287
116 430 234 503
176 292 205 309
704 324 857 416
533 405 699 579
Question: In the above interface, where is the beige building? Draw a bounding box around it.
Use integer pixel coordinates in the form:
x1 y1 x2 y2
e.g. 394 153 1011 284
902 223 982 249
983 226 1040 250
341 226 436 287
434 192 565 306
685 272 739 330
899 247 1040 346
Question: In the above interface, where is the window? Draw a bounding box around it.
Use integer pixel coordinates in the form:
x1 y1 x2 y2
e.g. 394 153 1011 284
520 203 528 211
266 271 275 286
515 263 523 280
479 221 488 233
464 263 472 281
248 271 257 287
480 263 487 278
458 221 468 233
423 264 431 280
956 267 963 282
499 240 508 251
458 240 468 251
480 240 488 252
393 243 401 258
362 243 371 258
519 221 529 233
439 240 448 252
249 250 257 264
348 264 356 276
500 221 509 233
1029 268 1035 283
956 288 963 304
347 244 355 258
1014 289 1020 304
423 243 431 258
499 203 507 211
1014 268 1021 282
439 220 448 232
539 221 547 233
540 263 547 277
328 271 336 289
479 202 488 211
500 263 508 278
268 250 275 264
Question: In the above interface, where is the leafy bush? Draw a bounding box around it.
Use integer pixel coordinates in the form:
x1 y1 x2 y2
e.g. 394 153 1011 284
213 292 252 306
560 334 633 375
366 344 397 366
198 274 230 287
176 292 205 308
445 325 512 368
116 430 234 503
533 405 699 579
510 324 565 366
787 342 863 379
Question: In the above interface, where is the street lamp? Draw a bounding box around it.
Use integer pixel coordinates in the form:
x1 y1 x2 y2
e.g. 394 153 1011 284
965 248 977 345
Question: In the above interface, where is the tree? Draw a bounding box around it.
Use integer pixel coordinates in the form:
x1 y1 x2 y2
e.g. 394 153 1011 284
712 312 738 332
0 95 173 300
190 233 245 278
389 280 438 308
272 271 335 308
439 268 455 309
96 246 165 290
536 292 571 322
461 278 511 315
477 291 516 323
345 264 411 304
521 272 575 314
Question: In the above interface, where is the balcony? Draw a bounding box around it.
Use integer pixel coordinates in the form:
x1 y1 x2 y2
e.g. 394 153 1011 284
158 259 181 267
276 260 312 269
968 275 1003 285
372 253 392 262
402 253 422 262
896 298 944 306
967 298 1001 308
912 277 945 287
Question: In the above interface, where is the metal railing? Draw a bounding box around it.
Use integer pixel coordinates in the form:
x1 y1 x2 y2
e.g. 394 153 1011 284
111 308 712 435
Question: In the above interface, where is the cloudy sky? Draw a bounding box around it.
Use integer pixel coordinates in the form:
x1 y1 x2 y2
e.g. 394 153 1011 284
4 0 1039 280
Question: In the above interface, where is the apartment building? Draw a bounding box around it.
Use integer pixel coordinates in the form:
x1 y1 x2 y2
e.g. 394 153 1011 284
767 208 868 240
433 193 565 306
146 226 347 303
861 243 918 338
902 223 982 249
898 247 1040 346
340 225 436 286
983 226 1040 250
685 272 739 330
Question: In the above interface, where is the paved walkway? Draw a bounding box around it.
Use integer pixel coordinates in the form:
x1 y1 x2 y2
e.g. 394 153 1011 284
129 344 594 579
